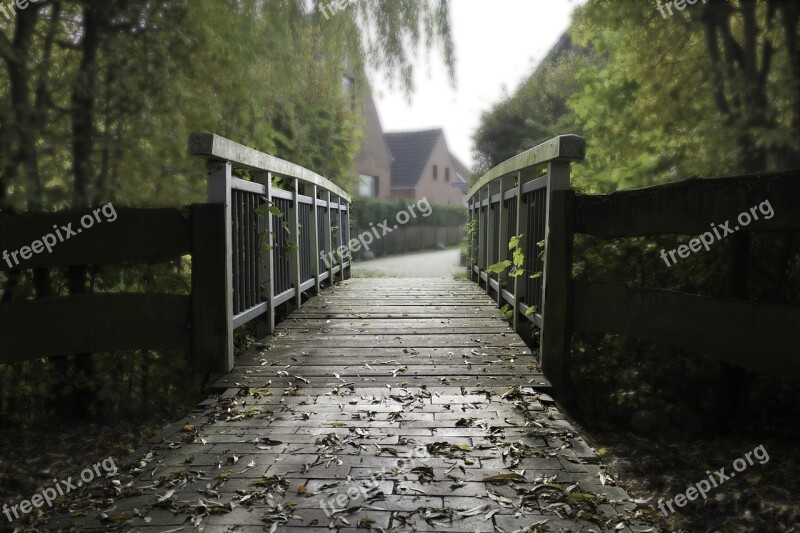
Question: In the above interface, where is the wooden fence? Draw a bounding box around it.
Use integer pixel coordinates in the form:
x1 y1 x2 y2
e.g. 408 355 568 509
350 225 465 259
0 133 351 374
468 135 800 390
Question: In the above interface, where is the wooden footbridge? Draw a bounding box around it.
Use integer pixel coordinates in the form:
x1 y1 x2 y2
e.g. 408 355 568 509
3 133 799 531
56 276 653 531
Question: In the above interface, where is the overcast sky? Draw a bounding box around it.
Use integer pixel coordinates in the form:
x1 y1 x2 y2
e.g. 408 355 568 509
371 0 585 171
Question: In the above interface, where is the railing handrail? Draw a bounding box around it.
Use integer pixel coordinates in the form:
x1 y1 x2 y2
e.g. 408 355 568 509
189 132 351 201
467 134 586 200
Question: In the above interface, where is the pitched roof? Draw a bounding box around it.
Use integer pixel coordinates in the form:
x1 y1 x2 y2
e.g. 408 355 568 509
384 129 444 189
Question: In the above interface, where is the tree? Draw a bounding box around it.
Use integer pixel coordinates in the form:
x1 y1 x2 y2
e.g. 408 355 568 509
568 0 798 191
0 0 456 422
472 34 592 177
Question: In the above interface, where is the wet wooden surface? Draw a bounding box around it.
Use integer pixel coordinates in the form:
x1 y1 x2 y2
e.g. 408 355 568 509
58 278 656 532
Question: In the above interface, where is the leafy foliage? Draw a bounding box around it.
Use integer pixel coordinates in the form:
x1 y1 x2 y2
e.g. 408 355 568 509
351 197 466 228
472 36 592 178
472 1 800 440
0 0 456 426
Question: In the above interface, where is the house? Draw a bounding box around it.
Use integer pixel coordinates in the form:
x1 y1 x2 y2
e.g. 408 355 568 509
354 91 393 199
384 129 468 205
353 92 468 205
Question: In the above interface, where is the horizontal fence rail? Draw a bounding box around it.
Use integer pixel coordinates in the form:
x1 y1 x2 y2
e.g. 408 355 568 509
350 225 465 259
0 204 220 367
571 170 800 382
0 134 351 375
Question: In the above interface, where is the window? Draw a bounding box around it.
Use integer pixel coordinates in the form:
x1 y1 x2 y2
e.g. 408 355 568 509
358 174 378 197
433 165 438 180
445 168 450 182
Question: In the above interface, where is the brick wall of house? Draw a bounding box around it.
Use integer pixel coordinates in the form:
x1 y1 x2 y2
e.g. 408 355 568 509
353 92 392 198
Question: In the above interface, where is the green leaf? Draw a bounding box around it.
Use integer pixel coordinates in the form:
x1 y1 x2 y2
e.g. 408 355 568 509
512 248 525 269
486 260 511 274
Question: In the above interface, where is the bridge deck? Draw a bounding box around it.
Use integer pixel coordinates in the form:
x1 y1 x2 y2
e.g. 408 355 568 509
66 278 654 532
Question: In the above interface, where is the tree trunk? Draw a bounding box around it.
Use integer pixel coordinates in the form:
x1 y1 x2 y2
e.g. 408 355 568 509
66 3 103 420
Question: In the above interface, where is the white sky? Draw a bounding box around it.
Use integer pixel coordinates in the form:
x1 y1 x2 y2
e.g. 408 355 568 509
371 0 586 171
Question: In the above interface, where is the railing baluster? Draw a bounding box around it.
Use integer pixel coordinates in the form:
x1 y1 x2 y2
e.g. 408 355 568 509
485 185 493 296
497 176 509 305
341 200 349 280
266 172 276 334
513 171 526 331
240 191 248 312
242 192 248 311
310 185 321 293
325 191 333 284
245 192 252 308
290 179 302 307
230 191 239 314
252 194 259 305
337 199 345 282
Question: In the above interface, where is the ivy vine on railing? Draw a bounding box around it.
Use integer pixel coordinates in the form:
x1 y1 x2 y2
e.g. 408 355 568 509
486 235 545 319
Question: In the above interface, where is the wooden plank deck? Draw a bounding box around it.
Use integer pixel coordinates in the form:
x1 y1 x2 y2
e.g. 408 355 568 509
61 278 655 532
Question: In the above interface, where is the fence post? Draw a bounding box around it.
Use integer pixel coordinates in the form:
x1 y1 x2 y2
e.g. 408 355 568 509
539 161 575 392
200 162 234 372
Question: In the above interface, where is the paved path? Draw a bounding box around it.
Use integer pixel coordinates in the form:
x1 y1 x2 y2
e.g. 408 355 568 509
352 248 464 279
57 279 655 532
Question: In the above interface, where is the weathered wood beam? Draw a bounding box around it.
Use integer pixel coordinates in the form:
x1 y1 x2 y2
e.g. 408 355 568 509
0 293 190 364
189 132 351 201
0 207 191 271
573 280 800 380
468 135 585 200
574 170 800 238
